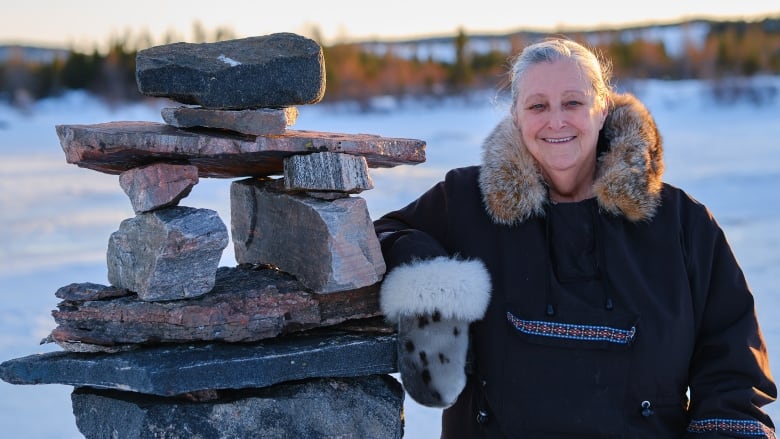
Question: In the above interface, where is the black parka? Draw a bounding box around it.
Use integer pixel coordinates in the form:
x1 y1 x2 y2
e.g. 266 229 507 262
374 94 776 438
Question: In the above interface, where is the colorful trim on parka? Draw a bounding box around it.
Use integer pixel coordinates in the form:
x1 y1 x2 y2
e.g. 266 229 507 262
506 312 636 345
687 418 775 438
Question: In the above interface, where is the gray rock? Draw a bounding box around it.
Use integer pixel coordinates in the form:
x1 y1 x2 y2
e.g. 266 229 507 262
71 375 403 439
136 33 325 109
55 282 132 301
1 332 398 395
119 163 199 213
107 207 228 301
284 151 374 193
56 121 426 177
231 179 386 293
161 106 298 136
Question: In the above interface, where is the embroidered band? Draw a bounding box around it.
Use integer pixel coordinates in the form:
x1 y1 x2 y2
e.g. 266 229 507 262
506 312 636 345
687 418 775 438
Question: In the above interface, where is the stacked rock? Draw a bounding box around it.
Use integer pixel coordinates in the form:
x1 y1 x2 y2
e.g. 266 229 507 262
0 33 426 438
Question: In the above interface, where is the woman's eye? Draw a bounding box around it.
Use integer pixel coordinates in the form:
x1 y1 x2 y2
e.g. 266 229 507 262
565 100 582 108
528 103 545 111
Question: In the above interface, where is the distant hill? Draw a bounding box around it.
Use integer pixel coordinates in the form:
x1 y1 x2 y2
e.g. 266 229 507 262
2 16 778 65
359 17 777 63
1 15 778 106
0 45 69 64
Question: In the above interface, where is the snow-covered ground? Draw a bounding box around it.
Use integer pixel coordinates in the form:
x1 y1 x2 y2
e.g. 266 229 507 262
1 77 779 438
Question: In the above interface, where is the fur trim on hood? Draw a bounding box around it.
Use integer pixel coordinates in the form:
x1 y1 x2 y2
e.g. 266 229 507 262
479 92 664 225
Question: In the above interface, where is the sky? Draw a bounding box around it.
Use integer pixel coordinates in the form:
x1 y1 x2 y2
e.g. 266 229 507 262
1 0 779 51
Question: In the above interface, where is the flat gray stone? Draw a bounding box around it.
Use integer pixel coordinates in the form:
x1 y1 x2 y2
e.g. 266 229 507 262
119 163 199 213
231 179 385 293
283 151 374 193
107 207 228 301
0 332 398 396
136 33 325 109
55 283 132 301
72 375 403 439
161 106 298 136
56 122 426 177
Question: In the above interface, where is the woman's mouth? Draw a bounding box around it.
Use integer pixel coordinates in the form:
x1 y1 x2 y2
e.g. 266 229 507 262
544 136 575 144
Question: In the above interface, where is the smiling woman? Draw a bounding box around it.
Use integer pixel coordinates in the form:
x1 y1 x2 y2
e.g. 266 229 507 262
373 37 777 438
512 54 609 202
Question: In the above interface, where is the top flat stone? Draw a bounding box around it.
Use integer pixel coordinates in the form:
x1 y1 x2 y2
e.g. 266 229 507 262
55 122 426 178
136 33 325 109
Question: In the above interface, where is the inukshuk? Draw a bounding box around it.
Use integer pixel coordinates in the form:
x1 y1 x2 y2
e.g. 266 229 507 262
0 33 426 438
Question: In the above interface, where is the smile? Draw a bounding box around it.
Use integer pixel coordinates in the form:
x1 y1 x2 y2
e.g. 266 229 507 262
544 136 575 144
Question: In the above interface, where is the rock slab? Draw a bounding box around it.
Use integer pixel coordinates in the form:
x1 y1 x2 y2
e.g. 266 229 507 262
72 375 403 439
48 266 386 347
231 178 386 293
119 163 199 213
107 207 228 301
161 106 298 136
56 121 426 177
284 151 374 193
136 33 326 109
1 332 398 395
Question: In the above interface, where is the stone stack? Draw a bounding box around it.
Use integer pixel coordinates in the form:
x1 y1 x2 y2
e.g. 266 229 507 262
0 33 426 438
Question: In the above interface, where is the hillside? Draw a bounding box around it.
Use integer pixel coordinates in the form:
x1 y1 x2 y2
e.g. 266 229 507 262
1 15 779 106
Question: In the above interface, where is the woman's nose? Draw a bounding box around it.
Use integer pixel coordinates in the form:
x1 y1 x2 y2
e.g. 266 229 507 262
547 108 566 129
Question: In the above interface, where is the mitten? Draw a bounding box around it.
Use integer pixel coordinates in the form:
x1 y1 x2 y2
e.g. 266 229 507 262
380 256 491 408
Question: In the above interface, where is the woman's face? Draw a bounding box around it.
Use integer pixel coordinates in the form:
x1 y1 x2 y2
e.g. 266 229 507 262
514 58 607 197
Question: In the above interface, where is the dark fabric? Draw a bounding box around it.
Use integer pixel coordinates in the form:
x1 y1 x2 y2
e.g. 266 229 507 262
374 166 776 438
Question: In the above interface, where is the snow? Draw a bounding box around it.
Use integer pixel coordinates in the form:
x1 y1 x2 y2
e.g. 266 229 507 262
1 78 779 437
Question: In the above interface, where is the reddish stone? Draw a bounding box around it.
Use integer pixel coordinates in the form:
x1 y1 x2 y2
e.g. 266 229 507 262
119 163 199 213
55 122 426 178
48 266 384 349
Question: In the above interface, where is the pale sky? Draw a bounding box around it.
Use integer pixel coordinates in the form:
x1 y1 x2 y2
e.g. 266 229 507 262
2 0 779 51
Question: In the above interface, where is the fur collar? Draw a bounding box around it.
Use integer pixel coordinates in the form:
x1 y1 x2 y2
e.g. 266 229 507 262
478 92 664 225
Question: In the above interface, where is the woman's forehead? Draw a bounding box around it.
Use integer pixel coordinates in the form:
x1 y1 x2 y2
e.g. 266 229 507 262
518 60 594 98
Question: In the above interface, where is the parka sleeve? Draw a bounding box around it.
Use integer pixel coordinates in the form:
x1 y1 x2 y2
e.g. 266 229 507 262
374 174 453 270
373 169 492 408
684 204 777 438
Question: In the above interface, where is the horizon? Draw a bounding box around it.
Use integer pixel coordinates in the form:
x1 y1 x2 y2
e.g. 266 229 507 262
2 1 779 52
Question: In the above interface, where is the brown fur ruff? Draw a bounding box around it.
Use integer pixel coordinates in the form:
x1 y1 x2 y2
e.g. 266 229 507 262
478 92 664 225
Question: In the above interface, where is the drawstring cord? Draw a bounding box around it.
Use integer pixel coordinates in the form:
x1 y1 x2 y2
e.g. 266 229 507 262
591 202 616 311
543 203 557 316
543 200 617 317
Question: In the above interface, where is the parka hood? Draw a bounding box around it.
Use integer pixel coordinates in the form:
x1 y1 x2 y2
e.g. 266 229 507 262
479 92 664 225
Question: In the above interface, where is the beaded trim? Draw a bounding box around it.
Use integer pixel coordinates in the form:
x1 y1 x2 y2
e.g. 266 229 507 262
687 418 775 438
506 312 636 345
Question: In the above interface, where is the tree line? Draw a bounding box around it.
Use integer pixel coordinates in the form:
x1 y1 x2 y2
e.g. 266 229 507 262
1 17 779 108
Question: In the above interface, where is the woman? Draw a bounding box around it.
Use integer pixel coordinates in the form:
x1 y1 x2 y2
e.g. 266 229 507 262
375 38 776 438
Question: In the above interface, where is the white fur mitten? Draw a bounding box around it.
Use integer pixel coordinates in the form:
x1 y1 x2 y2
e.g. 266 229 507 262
380 256 491 408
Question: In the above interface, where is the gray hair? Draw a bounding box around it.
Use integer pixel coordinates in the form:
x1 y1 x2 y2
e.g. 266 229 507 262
509 38 612 115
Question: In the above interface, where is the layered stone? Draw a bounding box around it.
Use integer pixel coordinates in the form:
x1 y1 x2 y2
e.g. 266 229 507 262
2 331 397 395
107 207 228 301
136 33 325 109
56 122 426 177
119 163 199 213
283 151 373 193
55 283 132 301
231 178 385 293
71 376 403 439
46 266 386 348
161 106 298 136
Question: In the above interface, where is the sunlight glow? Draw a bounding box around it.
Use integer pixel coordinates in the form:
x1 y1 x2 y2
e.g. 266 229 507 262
1 0 778 51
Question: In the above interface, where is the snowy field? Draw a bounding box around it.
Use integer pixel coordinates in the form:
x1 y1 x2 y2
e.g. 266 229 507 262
1 77 779 438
